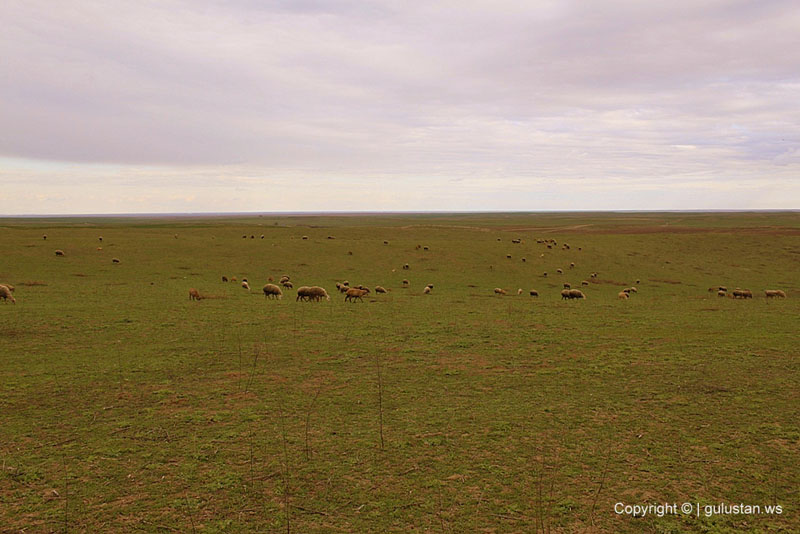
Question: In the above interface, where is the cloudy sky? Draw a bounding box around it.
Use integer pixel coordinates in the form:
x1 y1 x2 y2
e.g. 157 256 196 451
1 0 799 214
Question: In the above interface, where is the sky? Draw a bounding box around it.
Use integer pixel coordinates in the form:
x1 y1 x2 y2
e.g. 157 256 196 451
1 0 799 214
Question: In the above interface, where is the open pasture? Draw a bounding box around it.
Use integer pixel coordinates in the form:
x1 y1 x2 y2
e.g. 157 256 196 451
1 212 798 533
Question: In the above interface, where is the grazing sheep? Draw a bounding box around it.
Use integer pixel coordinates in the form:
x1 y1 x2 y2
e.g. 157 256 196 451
302 235 309 240
494 288 507 295
231 276 238 282
263 284 283 299
506 254 512 259
43 235 47 240
250 235 255 239
296 286 312 301
189 288 201 301
618 291 629 300
242 235 247 239
423 286 431 294
590 272 598 278
563 283 571 289
560 289 571 300
345 287 369 302
1 284 14 292
717 290 727 297
542 272 547 277
732 289 753 299
375 286 387 294
112 258 120 264
55 250 65 256
403 263 410 270
569 262 575 268
98 236 103 242
556 269 563 274
242 281 250 291
242 278 248 282
383 240 389 245
719 286 727 292
547 244 552 249
348 251 353 255
308 286 330 301
764 289 786 298
261 235 265 239
628 287 638 293
517 288 523 295
529 289 539 297
0 285 15 304
521 258 526 262
327 236 335 239
581 280 589 286
222 276 228 282
279 275 291 283
402 279 409 287
97 247 102 251
635 279 640 284
416 244 421 249
423 246 429 251
511 238 521 244
568 289 586 299
282 281 293 289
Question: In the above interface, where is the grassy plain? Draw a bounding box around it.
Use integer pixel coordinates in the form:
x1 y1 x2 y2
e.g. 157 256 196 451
1 211 798 533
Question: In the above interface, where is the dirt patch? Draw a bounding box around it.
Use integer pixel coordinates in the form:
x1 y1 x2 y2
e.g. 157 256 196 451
649 278 682 284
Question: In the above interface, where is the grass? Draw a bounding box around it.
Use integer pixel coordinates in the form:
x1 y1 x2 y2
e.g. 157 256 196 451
1 211 798 533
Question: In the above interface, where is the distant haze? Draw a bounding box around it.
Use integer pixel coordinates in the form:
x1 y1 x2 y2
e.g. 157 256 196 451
2 1 799 214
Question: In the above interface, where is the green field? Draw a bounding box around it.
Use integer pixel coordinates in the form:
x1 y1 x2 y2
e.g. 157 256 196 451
1 212 798 533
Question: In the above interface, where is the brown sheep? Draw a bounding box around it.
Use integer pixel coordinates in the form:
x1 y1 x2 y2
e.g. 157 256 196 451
1 283 14 292
282 281 293 289
231 276 238 282
189 288 201 301
764 289 786 298
345 287 369 302
375 286 387 294
296 286 312 301
581 280 589 286
529 290 539 297
327 236 335 239
560 289 571 300
222 276 228 282
383 240 389 245
568 289 586 299
55 250 65 256
618 291 629 300
563 283 571 289
308 286 330 301
112 258 120 264
263 284 283 299
717 290 727 297
0 285 15 304
494 288 507 295
279 275 291 283
732 289 753 299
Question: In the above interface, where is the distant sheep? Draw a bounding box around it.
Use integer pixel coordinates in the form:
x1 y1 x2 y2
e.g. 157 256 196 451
506 254 512 259
263 284 283 299
1 284 14 292
241 281 250 291
261 235 265 239
279 275 291 283
732 289 753 299
222 276 228 282
296 286 312 301
55 250 65 256
764 289 786 298
231 277 238 282
543 272 548 277
511 238 521 244
494 288 507 295
345 287 369 302
302 235 309 240
563 283 571 289
556 269 563 274
282 281 293 289
627 287 638 293
618 291 629 300
569 289 586 299
569 262 575 269
403 263 410 270
517 288 523 295
521 258 526 262
327 236 335 239
423 286 431 294
375 286 387 294
112 258 120 264
189 288 201 301
635 279 640 284
426 284 433 289
384 240 389 245
0 285 15 304
581 280 589 286
402 279 409 287
43 235 47 240
423 246 429 251
529 290 539 297
717 290 727 297
98 236 103 242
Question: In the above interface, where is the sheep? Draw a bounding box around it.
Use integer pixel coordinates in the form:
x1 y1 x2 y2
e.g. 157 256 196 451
402 279 409 287
308 286 330 301
241 281 251 291
98 236 103 242
628 287 638 293
97 247 102 251
296 286 312 301
581 280 589 286
732 289 753 299
590 272 598 278
112 258 120 264
560 289 571 300
764 289 786 298
547 244 553 249
242 278 248 283
55 250 65 256
426 284 433 289
403 263 410 270
1 283 14 292
529 289 539 297
618 291 629 299
261 235 265 239
327 236 335 239
622 288 631 294
231 276 238 282
542 272 547 277
263 284 283 299
347 251 353 255
302 235 309 240
416 244 421 249
222 276 228 282
423 286 432 294
521 258 526 262
0 285 15 304
511 238 521 244
635 279 640 284
717 290 727 297
345 287 369 302
568 289 586 299
189 288 201 301
506 254 512 259
279 275 291 283
282 281 293 289
383 240 389 245
517 288 523 295
569 262 575 269
43 235 47 240
423 246 429 251
494 288 507 295
242 235 247 239
375 286 387 294
563 283 571 289
556 269 563 274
